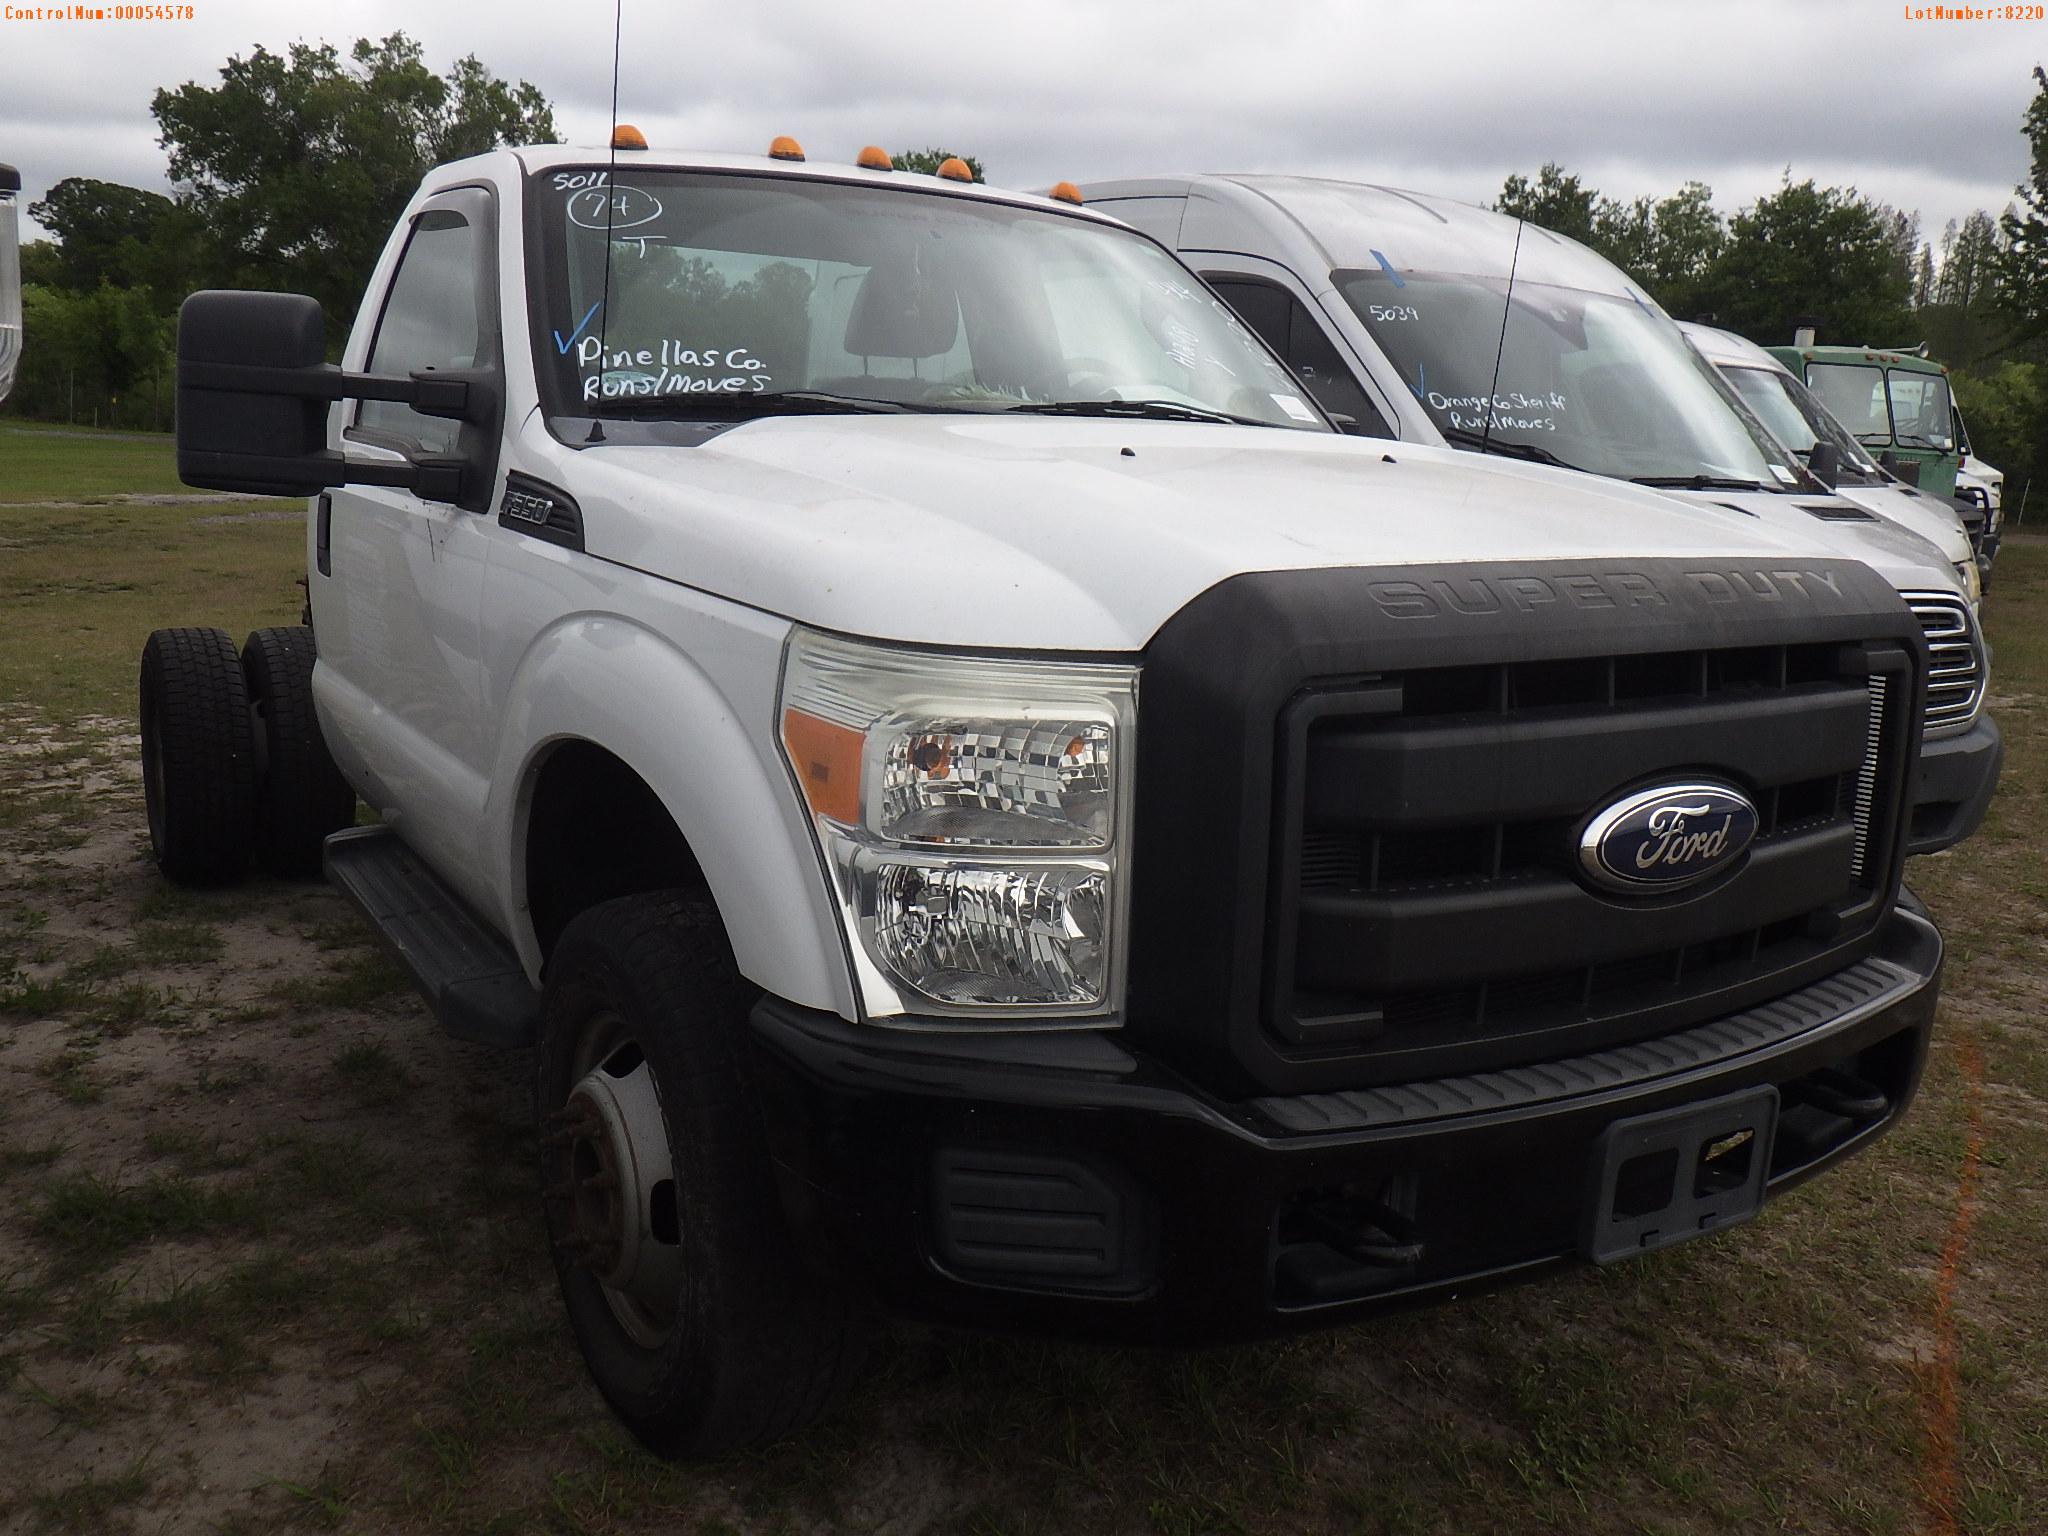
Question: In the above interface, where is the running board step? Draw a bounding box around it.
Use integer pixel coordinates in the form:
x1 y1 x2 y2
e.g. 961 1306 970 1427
323 825 540 1049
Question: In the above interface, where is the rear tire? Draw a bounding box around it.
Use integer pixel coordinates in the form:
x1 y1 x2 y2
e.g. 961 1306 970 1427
536 893 862 1457
139 627 257 886
242 626 355 876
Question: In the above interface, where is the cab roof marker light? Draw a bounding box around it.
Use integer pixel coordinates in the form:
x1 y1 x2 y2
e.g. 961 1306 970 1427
610 124 648 150
1049 181 1083 204
856 146 895 171
936 157 974 182
769 135 806 162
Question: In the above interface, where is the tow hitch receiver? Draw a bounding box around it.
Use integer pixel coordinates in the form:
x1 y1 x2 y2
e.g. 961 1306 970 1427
1582 1086 1779 1264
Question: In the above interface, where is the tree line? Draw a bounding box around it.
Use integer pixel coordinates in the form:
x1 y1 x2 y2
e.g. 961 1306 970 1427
6 34 557 432
1489 64 2048 506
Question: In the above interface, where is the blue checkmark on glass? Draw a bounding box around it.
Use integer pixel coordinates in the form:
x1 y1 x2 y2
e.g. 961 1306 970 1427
554 301 602 356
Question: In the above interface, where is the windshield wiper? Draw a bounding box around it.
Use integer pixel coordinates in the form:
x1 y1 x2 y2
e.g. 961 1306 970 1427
1438 426 1586 472
587 389 927 419
1005 398 1274 427
1629 474 1774 492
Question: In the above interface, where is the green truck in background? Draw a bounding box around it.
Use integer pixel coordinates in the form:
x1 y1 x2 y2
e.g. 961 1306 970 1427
1768 330 1961 499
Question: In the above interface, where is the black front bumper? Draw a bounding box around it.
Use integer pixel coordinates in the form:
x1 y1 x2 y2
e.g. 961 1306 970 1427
1908 715 2002 855
744 903 1942 1344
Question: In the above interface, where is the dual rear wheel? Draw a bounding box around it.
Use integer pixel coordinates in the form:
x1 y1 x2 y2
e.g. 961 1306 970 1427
138 625 355 884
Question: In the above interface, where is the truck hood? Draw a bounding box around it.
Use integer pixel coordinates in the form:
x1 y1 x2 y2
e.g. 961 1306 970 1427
1647 487 1964 595
537 415 1896 652
1832 484 1973 566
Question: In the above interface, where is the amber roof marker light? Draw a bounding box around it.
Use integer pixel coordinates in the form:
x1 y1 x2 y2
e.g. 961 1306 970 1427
1049 181 1083 204
856 146 894 171
611 124 648 150
936 157 975 182
769 135 806 162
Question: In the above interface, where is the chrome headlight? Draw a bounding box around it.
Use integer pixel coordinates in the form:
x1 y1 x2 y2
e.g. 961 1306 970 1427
777 629 1136 1023
1953 559 1982 610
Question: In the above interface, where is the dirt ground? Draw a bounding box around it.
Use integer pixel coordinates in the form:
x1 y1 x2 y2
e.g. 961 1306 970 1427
1 466 2045 1533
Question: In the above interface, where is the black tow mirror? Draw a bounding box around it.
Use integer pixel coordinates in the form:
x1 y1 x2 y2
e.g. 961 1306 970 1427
175 290 480 504
1875 449 1922 488
1805 442 1840 490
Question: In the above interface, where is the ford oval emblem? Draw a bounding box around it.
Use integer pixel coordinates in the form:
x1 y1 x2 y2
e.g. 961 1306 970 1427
1578 782 1758 894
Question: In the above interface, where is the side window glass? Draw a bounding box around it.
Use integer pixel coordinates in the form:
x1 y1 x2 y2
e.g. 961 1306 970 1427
1206 278 1290 358
356 210 480 455
1209 274 1390 438
1285 303 1390 437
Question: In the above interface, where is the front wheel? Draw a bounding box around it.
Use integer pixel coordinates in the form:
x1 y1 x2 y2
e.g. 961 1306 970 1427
536 893 862 1456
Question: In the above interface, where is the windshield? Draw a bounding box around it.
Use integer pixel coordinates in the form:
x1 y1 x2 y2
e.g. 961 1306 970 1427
1885 371 1953 451
1720 365 1885 484
1806 364 1890 443
529 169 1323 431
1336 267 1802 488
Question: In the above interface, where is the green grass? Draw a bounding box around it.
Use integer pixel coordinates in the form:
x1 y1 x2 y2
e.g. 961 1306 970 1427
0 427 306 716
33 1171 269 1271
0 420 190 502
271 949 410 1011
24 1455 154 1532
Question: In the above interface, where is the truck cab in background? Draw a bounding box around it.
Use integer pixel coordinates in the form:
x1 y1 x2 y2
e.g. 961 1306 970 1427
1677 321 1978 593
0 164 22 406
1767 339 1963 501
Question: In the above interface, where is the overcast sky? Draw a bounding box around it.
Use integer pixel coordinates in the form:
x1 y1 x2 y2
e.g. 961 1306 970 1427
1 0 2038 254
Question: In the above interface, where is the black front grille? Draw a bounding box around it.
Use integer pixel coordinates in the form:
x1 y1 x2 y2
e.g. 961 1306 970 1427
1129 557 1923 1097
1266 644 1911 1083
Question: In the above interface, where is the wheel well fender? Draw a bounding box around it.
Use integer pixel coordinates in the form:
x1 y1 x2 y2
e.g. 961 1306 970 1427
489 615 852 1017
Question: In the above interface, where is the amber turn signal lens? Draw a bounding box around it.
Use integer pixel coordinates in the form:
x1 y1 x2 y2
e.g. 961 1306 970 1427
781 708 863 824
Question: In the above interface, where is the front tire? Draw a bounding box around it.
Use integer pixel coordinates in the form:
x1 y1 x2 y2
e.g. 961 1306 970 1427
536 893 861 1456
139 627 257 886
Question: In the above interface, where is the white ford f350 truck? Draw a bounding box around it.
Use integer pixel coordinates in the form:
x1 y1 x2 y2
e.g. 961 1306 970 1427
1079 173 2001 854
146 140 1992 1456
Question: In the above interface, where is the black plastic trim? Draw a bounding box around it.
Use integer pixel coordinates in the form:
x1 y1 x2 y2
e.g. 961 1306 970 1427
740 904 1940 1342
1906 714 2002 856
323 825 539 1048
314 493 332 577
1250 950 1918 1134
1130 557 1923 1098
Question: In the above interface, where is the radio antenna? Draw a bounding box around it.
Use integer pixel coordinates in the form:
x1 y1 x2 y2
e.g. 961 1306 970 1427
586 0 624 443
1479 217 1525 460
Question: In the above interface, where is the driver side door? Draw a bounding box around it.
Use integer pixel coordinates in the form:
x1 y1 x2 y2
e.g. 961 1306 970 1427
319 186 501 897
